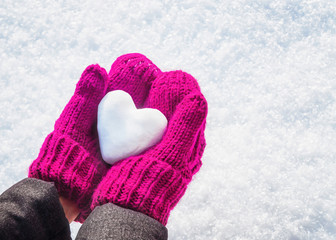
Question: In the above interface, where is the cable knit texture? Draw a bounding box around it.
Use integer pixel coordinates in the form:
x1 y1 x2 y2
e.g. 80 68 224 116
28 54 162 223
92 70 208 225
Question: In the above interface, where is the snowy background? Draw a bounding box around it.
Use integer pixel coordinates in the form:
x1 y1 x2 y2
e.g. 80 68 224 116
1 0 336 239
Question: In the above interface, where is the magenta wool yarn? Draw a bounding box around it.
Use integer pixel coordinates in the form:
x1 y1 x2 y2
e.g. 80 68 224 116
92 69 208 225
28 54 163 223
29 53 208 225
28 65 110 222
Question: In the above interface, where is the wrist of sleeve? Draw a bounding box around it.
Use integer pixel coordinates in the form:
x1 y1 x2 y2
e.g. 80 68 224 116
76 203 168 240
0 178 71 240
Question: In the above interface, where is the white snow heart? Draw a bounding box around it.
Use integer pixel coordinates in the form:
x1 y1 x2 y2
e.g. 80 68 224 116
97 90 168 165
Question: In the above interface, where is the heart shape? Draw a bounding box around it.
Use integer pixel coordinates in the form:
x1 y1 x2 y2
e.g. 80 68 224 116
97 90 167 165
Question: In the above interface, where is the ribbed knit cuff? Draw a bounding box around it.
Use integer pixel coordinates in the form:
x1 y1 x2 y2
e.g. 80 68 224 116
92 156 189 225
29 131 108 223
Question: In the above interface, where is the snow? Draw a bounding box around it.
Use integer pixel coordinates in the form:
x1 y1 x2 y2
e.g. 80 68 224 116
1 0 336 239
98 90 167 164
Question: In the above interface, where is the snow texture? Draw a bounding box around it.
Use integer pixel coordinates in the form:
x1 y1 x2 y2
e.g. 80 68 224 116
97 90 167 164
1 0 336 239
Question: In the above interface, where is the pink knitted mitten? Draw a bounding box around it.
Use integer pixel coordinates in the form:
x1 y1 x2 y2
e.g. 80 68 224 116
29 65 110 222
28 54 161 223
92 70 208 225
107 53 161 108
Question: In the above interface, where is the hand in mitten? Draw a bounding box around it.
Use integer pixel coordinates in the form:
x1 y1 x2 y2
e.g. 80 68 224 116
92 70 208 225
107 53 161 108
29 65 110 222
29 54 161 223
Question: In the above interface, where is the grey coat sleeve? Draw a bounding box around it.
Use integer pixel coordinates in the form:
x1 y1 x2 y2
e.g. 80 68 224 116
76 203 168 240
0 178 71 240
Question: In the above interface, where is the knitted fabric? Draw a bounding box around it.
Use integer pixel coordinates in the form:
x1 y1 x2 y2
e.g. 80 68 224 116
107 53 161 108
92 70 208 225
28 54 162 223
28 65 110 222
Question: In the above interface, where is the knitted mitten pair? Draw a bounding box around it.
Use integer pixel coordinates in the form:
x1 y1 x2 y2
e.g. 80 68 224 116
29 53 208 225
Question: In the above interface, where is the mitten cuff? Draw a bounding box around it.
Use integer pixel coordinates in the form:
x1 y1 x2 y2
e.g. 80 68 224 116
92 156 189 225
29 131 107 222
